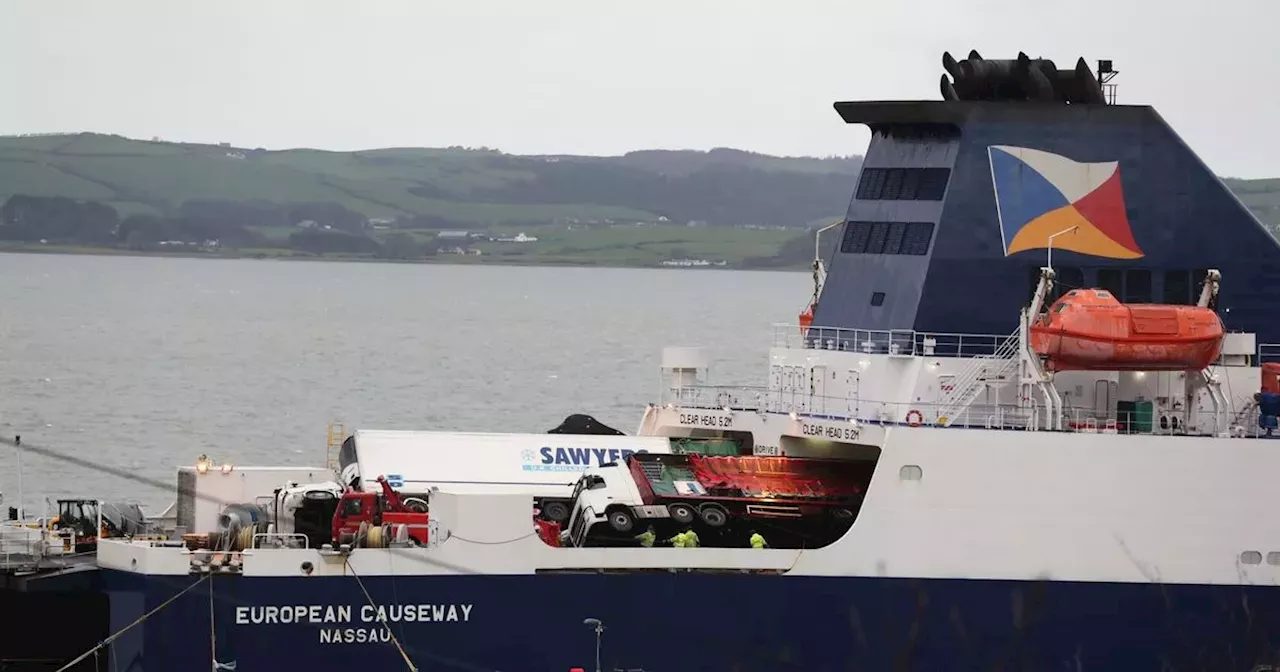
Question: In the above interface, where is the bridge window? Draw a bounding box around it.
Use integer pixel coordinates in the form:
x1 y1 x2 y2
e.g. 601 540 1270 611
1164 270 1191 304
1161 269 1210 305
1124 270 1152 303
1027 266 1082 302
855 168 950 201
1191 269 1208 301
1096 269 1123 297
841 221 934 255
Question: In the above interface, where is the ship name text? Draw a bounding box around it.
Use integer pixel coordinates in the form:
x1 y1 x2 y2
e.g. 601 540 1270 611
235 603 473 642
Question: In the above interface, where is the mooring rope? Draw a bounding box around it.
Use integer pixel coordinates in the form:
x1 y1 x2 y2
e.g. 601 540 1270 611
56 574 211 672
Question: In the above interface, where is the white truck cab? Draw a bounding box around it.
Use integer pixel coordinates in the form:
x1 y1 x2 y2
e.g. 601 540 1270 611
565 461 665 546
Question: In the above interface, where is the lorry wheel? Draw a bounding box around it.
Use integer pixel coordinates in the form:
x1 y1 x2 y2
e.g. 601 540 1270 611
402 497 428 513
668 503 696 525
698 504 728 527
542 501 570 523
607 508 635 533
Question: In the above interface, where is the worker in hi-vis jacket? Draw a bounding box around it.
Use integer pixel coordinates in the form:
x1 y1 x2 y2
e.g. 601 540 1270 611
749 530 768 549
635 526 655 547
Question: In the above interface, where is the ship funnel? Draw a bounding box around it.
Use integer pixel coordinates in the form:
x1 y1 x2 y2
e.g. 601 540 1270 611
940 50 1108 104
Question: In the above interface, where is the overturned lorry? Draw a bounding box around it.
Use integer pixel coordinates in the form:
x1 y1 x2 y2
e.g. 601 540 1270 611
565 452 874 548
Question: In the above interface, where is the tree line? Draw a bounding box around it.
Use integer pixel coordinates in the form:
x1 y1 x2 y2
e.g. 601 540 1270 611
0 195 435 258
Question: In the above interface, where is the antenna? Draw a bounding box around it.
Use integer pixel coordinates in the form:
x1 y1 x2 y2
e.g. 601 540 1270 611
1097 59 1118 104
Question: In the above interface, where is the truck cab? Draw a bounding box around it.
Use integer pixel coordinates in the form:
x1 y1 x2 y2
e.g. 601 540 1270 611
565 462 647 546
331 475 430 547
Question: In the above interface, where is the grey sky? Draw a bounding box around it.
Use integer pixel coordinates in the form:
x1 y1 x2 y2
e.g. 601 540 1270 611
1 0 1273 177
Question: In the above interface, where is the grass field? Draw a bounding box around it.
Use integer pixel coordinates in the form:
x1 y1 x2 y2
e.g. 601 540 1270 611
461 224 796 266
4 133 1280 271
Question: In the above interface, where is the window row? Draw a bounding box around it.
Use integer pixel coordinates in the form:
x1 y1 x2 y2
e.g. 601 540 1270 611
1026 267 1211 305
855 167 951 201
840 221 935 256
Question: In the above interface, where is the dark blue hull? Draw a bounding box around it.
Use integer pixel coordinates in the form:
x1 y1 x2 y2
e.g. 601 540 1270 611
102 569 1280 671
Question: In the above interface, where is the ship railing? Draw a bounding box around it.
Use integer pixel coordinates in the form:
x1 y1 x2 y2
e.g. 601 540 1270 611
774 323 1010 358
660 394 1274 439
252 532 309 549
661 384 772 411
0 520 45 571
1259 343 1280 364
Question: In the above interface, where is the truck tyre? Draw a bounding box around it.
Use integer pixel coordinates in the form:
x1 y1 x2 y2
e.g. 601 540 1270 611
607 507 635 533
698 504 728 527
402 497 429 513
542 501 570 523
668 502 696 525
833 508 854 520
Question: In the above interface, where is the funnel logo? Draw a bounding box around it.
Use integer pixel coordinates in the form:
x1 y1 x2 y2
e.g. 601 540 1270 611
988 145 1143 259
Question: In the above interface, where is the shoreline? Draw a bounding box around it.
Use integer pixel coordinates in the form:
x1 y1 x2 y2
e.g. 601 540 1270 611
0 244 807 273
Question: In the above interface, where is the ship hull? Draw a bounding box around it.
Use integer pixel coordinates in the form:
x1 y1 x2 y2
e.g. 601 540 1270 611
102 569 1280 672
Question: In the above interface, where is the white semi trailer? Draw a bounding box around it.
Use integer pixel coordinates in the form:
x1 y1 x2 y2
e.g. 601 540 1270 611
335 429 674 522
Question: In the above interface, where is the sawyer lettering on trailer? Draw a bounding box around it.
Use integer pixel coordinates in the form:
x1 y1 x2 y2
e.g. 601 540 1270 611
522 446 651 473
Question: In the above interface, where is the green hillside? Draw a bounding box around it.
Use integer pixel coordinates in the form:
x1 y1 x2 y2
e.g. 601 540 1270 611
1 132 1278 268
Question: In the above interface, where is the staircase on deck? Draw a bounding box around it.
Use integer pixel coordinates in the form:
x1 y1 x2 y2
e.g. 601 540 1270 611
934 330 1020 426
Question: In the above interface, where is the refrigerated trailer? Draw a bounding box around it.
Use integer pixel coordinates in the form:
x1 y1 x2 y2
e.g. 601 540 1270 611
335 429 674 522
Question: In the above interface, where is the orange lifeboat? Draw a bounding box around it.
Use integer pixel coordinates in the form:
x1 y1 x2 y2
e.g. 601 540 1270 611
1029 288 1224 371
799 303 814 337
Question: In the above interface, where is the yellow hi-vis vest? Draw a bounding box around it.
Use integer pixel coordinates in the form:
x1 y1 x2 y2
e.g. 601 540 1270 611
750 533 766 549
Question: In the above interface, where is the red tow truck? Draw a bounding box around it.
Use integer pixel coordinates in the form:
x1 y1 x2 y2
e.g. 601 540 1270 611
332 475 431 547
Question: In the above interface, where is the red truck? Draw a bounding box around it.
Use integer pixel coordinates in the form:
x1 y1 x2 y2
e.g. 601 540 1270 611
332 475 432 547
564 452 873 547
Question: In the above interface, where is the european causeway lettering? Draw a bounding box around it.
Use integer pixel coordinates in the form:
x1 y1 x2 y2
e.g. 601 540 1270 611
234 603 474 643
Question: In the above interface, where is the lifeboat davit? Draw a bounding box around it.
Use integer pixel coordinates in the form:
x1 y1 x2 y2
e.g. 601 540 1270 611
1029 288 1224 371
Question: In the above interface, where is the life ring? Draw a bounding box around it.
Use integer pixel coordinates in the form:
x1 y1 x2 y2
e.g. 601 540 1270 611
905 410 924 427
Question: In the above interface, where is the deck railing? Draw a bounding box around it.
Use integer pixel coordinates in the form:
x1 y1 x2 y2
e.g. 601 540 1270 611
658 390 1272 439
774 323 1012 358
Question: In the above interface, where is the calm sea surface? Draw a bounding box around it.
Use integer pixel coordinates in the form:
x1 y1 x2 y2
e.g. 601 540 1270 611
0 252 806 509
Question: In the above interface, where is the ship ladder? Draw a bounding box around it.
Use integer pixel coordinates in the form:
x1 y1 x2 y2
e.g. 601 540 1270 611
326 422 346 472
55 574 212 672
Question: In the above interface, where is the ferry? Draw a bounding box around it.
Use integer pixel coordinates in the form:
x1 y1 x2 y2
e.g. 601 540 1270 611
23 50 1280 670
